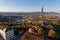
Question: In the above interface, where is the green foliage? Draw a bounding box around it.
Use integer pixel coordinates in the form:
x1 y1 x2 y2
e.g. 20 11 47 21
37 27 44 35
48 29 56 38
34 27 44 35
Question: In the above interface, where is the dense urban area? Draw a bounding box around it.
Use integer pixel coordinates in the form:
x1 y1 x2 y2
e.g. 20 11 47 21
0 12 60 40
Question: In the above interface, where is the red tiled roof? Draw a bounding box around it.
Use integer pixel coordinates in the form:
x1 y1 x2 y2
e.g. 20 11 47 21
0 25 6 30
21 31 44 40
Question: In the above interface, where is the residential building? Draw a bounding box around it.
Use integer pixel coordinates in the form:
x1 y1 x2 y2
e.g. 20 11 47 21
0 25 14 40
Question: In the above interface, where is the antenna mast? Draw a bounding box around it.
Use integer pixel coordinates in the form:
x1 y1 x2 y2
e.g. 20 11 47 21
41 0 44 13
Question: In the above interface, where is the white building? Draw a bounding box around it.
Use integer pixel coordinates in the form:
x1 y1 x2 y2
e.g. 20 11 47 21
0 25 14 40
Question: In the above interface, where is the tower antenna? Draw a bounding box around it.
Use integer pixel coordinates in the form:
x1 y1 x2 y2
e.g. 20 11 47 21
41 0 44 13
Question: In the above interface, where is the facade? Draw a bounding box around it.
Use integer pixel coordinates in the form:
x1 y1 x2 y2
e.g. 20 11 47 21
0 25 14 40
0 33 4 40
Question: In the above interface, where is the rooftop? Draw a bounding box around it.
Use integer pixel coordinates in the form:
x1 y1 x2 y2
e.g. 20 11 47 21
0 25 12 32
0 25 6 30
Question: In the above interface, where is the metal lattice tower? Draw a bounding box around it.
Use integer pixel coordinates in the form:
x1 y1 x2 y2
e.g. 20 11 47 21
41 5 43 14
41 0 45 14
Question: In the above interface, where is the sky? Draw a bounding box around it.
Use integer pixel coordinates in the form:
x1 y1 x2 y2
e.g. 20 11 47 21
0 0 60 12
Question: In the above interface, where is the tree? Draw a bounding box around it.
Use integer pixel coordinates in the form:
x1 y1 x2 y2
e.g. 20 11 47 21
48 29 56 39
37 27 44 35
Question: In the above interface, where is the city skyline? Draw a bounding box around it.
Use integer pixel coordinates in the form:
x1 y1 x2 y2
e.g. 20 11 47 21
0 0 60 13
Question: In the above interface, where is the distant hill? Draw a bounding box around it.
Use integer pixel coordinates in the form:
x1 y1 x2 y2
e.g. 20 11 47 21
0 12 59 16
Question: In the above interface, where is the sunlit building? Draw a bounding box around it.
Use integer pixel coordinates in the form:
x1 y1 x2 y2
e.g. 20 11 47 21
0 25 14 40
